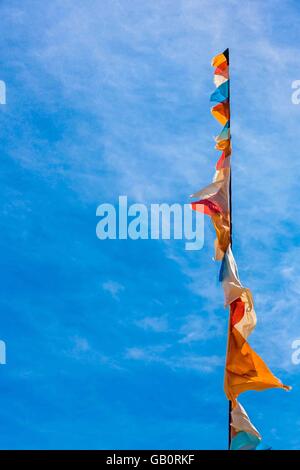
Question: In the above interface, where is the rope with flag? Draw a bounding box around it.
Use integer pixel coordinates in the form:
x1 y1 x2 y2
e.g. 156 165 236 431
190 49 291 450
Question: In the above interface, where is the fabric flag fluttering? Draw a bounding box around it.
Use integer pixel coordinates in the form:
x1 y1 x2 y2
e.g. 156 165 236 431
230 401 261 450
190 49 290 450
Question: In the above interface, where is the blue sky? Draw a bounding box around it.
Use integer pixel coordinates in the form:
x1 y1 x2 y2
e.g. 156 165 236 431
1 0 300 450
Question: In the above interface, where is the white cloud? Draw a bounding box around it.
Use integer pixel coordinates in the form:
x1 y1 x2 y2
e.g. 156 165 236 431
14 0 298 377
125 345 223 373
179 313 224 343
72 336 90 353
2 0 300 446
135 316 169 332
102 280 125 299
175 354 224 373
125 344 170 361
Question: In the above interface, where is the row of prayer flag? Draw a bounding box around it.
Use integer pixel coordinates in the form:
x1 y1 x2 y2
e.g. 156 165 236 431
191 49 290 450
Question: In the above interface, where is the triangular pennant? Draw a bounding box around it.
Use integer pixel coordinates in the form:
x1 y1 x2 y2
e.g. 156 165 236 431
211 50 228 67
210 81 229 103
211 100 230 125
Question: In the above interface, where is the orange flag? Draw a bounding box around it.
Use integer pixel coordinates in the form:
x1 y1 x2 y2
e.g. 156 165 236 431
211 100 230 126
224 296 291 405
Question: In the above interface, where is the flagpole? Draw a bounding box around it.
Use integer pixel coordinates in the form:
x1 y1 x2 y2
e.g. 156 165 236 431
227 47 232 451
228 168 232 449
227 179 232 450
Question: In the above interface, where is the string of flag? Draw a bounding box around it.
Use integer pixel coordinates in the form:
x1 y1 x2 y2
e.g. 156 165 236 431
191 49 290 450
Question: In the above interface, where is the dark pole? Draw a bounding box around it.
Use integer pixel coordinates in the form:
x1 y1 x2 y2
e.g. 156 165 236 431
228 147 232 451
227 47 232 451
228 173 232 450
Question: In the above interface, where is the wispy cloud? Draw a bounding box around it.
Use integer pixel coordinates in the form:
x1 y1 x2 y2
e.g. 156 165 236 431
179 313 224 344
102 280 125 299
125 345 223 373
71 336 90 353
1 0 300 450
135 316 169 333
